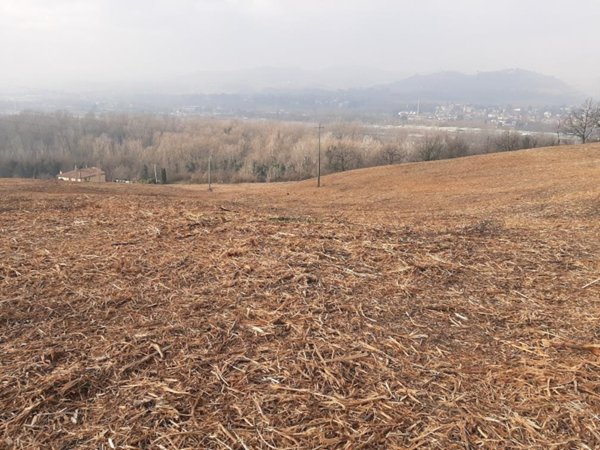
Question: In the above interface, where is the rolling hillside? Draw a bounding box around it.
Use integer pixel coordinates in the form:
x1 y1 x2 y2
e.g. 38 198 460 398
1 144 599 448
179 143 599 222
294 144 599 215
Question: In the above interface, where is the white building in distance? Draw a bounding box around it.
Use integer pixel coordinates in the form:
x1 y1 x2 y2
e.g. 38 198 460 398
58 167 106 182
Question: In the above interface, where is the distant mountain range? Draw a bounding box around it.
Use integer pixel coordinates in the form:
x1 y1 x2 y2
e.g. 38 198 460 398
162 67 581 107
0 68 583 117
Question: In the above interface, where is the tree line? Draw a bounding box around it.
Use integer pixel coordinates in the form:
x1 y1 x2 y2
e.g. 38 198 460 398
0 110 579 183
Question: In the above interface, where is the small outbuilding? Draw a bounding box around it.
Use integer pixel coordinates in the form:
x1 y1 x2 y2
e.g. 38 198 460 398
58 167 106 183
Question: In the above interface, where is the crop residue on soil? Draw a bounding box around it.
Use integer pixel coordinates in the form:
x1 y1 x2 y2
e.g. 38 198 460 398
1 145 600 448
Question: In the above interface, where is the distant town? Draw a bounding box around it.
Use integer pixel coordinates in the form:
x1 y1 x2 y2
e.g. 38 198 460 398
397 103 567 132
0 92 574 135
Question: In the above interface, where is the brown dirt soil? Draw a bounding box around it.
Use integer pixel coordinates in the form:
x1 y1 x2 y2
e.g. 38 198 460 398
1 144 600 449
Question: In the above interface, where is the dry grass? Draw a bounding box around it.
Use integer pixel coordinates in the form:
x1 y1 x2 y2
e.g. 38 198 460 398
1 144 600 449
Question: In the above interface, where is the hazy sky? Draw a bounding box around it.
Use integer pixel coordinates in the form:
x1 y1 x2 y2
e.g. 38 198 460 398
1 0 599 93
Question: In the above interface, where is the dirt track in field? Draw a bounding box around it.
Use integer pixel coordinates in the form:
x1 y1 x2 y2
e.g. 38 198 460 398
1 144 599 449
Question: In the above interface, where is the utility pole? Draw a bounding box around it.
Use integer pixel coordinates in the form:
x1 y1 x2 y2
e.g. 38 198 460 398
208 154 212 191
316 123 324 187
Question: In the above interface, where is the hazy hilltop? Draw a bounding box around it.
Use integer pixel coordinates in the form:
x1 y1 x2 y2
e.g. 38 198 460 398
371 69 581 105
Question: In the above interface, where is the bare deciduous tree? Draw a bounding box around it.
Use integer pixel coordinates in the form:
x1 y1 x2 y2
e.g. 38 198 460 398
325 142 361 172
561 98 600 144
494 131 523 152
418 135 445 161
444 135 470 158
379 144 402 165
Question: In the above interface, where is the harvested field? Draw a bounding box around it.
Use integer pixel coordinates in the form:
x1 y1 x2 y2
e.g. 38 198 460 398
1 144 600 449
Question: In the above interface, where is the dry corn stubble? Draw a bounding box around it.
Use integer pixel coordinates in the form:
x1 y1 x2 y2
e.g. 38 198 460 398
1 144 600 449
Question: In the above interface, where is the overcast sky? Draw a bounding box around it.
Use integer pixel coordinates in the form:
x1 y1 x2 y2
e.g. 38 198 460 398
1 0 599 94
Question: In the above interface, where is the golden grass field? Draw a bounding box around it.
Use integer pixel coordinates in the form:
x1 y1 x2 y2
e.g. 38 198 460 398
1 144 599 449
